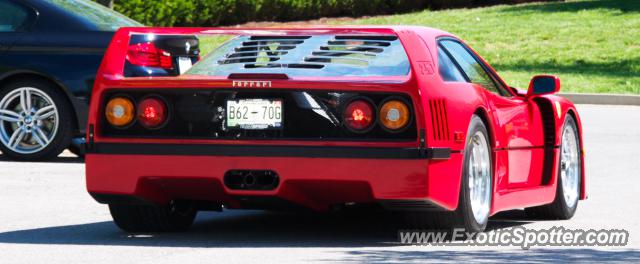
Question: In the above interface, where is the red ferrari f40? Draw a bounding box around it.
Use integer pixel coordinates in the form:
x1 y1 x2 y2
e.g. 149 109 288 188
85 26 586 233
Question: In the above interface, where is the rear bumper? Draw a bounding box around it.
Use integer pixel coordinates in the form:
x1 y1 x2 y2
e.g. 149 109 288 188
86 143 461 211
87 143 451 159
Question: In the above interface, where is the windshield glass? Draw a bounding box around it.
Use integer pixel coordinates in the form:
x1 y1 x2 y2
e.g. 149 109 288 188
186 34 410 77
48 0 142 31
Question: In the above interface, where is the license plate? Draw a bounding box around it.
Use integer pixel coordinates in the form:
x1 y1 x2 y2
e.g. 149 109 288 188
177 57 192 74
226 99 283 129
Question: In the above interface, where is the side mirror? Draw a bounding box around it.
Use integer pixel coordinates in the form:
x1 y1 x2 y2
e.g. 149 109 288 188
527 75 560 98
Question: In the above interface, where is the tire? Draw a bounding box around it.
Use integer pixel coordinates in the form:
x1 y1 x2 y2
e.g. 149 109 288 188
67 144 84 158
68 137 85 158
109 201 197 232
526 115 581 220
405 115 492 233
0 80 74 161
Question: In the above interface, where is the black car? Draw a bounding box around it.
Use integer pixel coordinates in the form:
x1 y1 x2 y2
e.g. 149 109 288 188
0 0 200 160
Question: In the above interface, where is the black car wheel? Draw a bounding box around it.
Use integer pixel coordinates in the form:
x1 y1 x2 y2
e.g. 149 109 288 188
0 80 74 161
405 115 492 233
109 201 197 232
67 137 85 158
526 115 581 219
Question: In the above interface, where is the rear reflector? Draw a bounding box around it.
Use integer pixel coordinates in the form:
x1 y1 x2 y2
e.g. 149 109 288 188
126 42 173 69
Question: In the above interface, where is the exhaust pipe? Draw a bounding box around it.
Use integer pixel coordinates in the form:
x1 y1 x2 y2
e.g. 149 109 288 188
224 170 279 190
242 173 257 188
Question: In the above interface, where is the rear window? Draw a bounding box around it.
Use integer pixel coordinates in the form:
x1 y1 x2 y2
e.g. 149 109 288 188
186 35 411 77
48 0 142 31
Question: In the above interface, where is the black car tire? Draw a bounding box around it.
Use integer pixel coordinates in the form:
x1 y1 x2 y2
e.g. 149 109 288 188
67 137 85 158
405 116 492 233
0 80 74 161
526 115 581 220
109 201 197 232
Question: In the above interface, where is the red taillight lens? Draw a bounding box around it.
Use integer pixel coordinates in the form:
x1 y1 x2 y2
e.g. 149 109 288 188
126 42 173 69
137 97 167 128
343 99 374 132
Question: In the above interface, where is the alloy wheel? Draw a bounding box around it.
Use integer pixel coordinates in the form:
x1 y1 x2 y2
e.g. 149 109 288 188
560 122 580 208
468 131 491 225
0 87 59 154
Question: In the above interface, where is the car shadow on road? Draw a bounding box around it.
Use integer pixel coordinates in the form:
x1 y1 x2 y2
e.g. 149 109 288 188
0 154 83 163
336 248 640 263
0 210 636 262
0 209 531 248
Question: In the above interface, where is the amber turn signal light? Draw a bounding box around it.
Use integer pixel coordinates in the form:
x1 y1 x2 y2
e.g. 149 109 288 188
379 100 410 131
105 97 135 127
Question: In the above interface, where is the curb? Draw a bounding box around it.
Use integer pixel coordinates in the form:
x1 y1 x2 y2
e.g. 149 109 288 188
558 93 640 106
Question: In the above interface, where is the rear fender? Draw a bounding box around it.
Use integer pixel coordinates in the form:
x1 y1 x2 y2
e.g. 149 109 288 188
539 95 587 200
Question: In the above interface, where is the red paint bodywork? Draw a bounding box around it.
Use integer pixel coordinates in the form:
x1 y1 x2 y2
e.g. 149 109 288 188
86 26 586 214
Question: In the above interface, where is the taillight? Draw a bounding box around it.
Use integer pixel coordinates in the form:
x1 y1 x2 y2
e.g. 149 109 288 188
105 97 135 128
379 99 410 131
137 97 168 128
126 42 173 69
343 99 374 132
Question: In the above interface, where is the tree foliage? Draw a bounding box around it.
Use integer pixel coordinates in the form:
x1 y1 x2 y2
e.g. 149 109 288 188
106 0 557 27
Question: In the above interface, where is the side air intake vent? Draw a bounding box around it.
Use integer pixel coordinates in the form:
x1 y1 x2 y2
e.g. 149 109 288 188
534 98 557 147
534 98 558 185
218 36 319 68
304 35 398 67
429 99 450 141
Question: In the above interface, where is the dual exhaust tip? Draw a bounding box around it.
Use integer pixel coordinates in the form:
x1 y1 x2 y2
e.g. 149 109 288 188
224 170 279 190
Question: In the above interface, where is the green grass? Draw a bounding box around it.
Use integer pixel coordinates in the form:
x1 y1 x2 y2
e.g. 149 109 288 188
200 0 640 94
346 0 640 94
199 35 233 57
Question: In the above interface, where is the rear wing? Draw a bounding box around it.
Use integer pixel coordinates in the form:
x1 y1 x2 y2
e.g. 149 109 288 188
97 27 413 81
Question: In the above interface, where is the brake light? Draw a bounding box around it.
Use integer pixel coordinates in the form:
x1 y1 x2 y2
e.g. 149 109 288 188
137 97 167 128
343 99 374 132
126 42 173 69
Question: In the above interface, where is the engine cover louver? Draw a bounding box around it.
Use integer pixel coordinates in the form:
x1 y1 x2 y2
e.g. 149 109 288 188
305 35 397 67
218 36 317 69
429 99 450 141
202 34 409 75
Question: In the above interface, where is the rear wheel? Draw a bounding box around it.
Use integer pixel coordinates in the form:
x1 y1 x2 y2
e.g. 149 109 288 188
405 115 492 233
0 80 74 161
109 201 197 232
526 115 581 219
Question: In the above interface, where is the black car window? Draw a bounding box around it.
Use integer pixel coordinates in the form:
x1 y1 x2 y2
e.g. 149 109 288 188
0 1 29 32
440 39 509 96
438 47 466 82
47 0 142 31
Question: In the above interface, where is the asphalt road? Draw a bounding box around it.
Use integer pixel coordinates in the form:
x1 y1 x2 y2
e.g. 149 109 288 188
0 104 639 263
